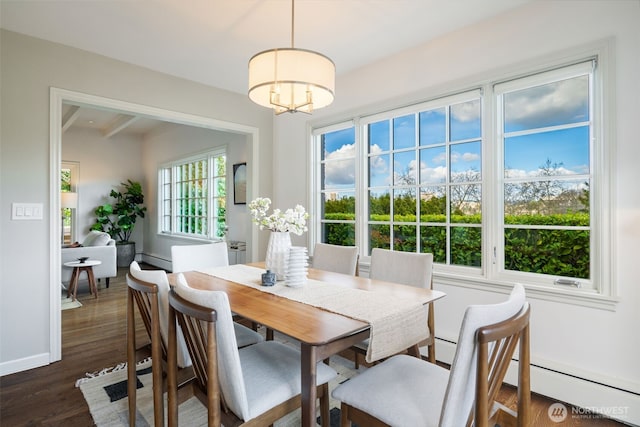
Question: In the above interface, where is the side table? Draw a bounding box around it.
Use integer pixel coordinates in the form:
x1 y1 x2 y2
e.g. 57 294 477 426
64 260 102 300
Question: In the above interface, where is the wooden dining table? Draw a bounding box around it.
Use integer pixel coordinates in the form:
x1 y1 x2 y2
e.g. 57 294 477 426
168 262 446 427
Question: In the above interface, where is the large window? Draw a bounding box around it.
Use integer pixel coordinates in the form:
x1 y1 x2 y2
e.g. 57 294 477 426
497 62 592 281
364 93 482 267
312 55 611 300
159 149 227 240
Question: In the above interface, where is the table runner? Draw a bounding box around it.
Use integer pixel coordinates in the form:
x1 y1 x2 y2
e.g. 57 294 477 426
197 264 429 363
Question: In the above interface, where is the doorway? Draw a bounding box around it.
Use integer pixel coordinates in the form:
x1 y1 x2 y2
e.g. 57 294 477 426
49 87 260 362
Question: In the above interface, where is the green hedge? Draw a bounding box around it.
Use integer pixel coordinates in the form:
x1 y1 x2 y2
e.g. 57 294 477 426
322 212 589 278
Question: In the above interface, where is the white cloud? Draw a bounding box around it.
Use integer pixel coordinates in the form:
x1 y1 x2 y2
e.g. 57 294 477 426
451 99 480 122
325 143 355 161
421 165 447 183
505 76 588 128
324 143 356 186
450 151 481 163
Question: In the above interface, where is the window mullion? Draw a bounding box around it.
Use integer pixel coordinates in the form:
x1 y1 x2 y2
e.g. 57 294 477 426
488 82 504 282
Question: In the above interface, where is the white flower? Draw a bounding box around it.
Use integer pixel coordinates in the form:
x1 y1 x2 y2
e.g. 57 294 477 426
248 197 309 235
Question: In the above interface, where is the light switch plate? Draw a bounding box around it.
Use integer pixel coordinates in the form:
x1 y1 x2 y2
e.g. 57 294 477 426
12 203 43 220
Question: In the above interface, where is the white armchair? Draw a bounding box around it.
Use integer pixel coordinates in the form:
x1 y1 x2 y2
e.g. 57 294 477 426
61 231 117 287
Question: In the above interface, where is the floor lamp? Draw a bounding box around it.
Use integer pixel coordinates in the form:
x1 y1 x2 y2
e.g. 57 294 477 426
61 192 78 245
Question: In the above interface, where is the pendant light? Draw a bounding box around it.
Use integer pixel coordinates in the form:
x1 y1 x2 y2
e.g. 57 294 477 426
248 0 335 114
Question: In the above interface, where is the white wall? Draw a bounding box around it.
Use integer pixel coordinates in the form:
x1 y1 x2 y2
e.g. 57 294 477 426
62 127 145 247
2 0 639 422
0 29 273 374
140 123 249 265
274 1 640 424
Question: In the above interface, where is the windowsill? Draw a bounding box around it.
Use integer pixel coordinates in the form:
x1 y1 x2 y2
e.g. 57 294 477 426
357 260 619 311
157 232 224 245
434 272 619 311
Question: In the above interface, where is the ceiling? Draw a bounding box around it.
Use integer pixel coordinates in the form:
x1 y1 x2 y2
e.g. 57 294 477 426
2 0 531 136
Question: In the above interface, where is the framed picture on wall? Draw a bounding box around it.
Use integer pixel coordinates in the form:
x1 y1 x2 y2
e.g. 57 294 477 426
233 162 247 205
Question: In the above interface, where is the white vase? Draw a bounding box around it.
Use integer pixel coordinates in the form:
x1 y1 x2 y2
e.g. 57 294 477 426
265 232 292 281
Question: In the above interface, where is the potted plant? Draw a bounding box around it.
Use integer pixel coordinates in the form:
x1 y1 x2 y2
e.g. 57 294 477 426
91 179 147 267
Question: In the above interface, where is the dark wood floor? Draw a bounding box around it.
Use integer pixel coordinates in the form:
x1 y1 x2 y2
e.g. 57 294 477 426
0 265 625 426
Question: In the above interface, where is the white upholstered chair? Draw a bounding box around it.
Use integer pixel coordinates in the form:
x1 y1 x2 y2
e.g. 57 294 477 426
171 242 264 344
332 283 531 427
312 242 359 276
129 261 193 367
127 261 262 426
171 242 229 272
127 263 194 427
168 273 338 427
353 248 436 366
61 230 117 288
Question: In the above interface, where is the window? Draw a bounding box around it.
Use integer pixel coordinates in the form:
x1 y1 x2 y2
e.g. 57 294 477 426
159 148 227 240
315 124 357 246
312 54 611 300
496 62 593 282
363 93 482 266
61 161 79 245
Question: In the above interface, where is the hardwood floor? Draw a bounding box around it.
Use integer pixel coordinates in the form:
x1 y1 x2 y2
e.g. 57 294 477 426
0 265 626 426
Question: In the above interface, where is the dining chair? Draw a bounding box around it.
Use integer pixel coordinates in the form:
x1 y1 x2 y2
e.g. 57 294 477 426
127 265 191 427
127 261 263 426
167 273 338 427
171 243 264 341
171 242 230 272
312 242 359 276
332 283 530 427
352 248 435 367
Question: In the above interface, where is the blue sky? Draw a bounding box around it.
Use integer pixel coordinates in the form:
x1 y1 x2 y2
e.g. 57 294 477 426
322 74 590 189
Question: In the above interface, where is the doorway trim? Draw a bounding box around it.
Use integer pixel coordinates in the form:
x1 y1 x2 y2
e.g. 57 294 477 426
49 87 260 361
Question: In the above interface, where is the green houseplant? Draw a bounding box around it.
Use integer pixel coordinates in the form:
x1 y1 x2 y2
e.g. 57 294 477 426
91 180 147 267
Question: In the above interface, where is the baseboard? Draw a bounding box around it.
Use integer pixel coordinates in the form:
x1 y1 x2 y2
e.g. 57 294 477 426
429 339 640 426
0 352 50 377
140 253 171 271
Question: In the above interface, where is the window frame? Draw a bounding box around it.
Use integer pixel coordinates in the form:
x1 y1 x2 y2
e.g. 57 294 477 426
360 90 483 267
158 147 227 241
310 41 616 309
493 61 596 291
311 121 361 247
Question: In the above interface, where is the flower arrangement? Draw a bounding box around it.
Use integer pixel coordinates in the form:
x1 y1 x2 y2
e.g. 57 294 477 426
249 197 309 235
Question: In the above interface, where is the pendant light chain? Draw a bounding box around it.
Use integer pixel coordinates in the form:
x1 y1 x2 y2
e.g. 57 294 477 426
290 0 295 48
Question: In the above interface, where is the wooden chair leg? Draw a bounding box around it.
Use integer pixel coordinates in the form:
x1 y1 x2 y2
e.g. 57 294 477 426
126 289 137 427
427 342 436 363
340 403 351 427
319 383 330 427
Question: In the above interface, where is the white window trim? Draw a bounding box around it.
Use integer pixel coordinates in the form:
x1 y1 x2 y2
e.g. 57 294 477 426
309 39 616 310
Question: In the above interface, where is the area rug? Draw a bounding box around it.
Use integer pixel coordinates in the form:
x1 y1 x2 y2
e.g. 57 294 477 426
76 354 364 426
61 295 82 310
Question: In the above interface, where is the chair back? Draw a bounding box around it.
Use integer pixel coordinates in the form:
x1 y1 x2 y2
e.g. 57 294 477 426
129 261 191 368
369 248 436 361
171 242 229 273
173 273 251 421
312 243 359 275
439 283 529 427
126 272 165 427
168 285 221 427
369 248 433 289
